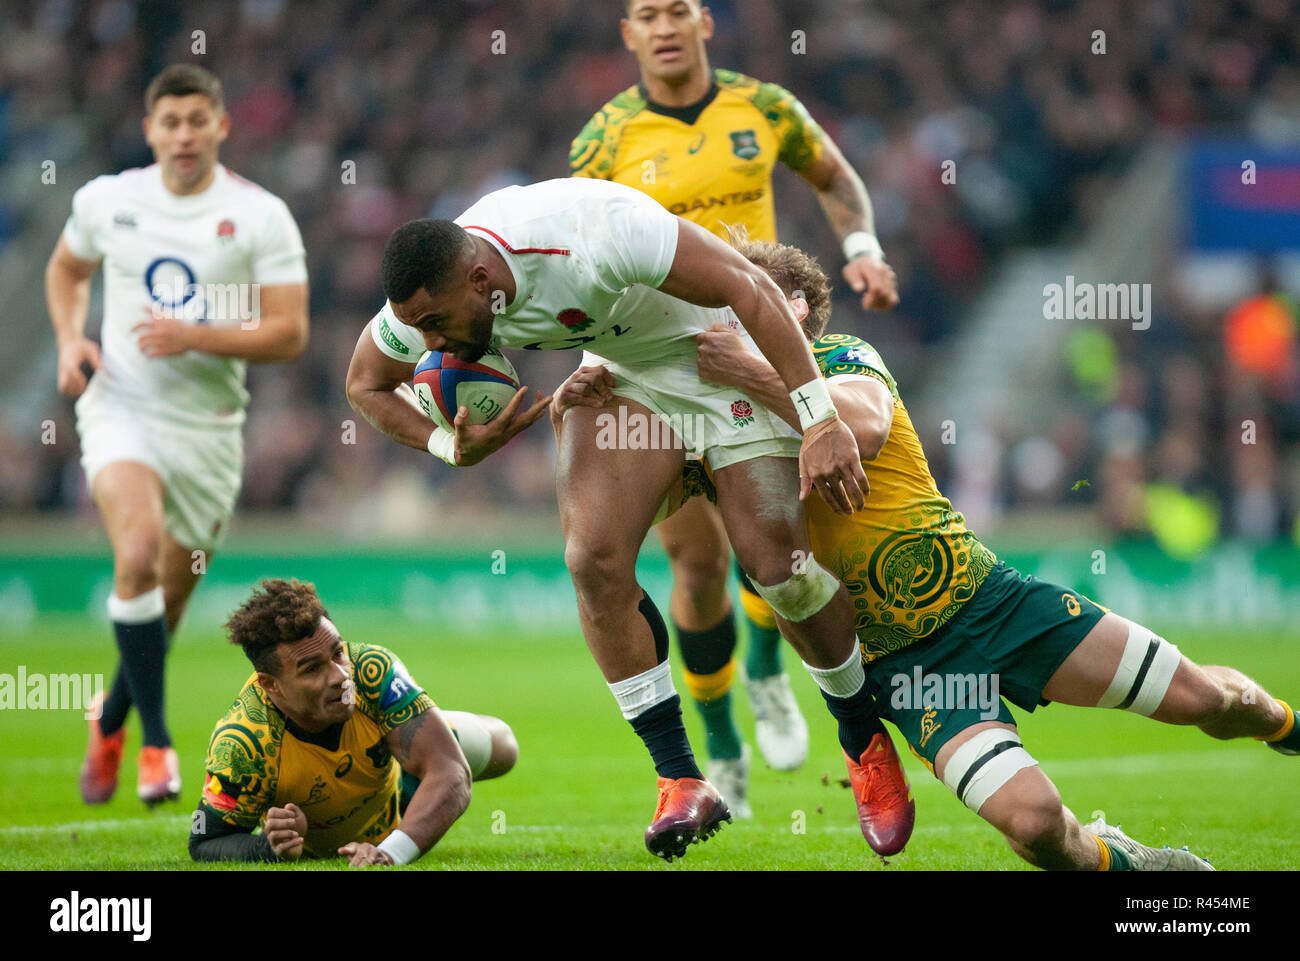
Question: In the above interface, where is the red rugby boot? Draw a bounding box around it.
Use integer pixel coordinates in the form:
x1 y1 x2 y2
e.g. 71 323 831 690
79 692 126 805
644 777 730 861
137 746 181 805
845 732 915 857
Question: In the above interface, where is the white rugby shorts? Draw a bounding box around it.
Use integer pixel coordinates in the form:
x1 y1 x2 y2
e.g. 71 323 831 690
75 385 243 552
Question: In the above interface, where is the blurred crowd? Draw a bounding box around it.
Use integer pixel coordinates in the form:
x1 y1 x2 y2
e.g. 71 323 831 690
0 0 1297 546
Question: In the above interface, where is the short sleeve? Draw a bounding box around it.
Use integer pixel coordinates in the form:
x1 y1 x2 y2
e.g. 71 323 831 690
368 302 426 363
251 198 308 286
62 179 105 261
589 184 680 293
753 81 826 173
812 334 898 398
201 703 277 830
351 643 436 735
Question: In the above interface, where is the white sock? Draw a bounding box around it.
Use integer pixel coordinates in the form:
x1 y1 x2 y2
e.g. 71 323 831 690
608 661 676 720
107 586 165 624
802 646 865 698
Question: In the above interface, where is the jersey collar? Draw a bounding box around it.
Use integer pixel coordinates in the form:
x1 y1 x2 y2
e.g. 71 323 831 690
638 77 719 126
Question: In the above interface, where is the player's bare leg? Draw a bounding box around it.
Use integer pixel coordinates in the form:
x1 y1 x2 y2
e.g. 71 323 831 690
934 720 1211 870
1042 612 1296 749
557 397 729 859
159 532 207 634
83 461 180 804
656 498 754 815
713 455 914 856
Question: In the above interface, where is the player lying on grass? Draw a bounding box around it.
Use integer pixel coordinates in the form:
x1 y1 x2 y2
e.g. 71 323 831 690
189 578 517 866
345 177 913 861
555 226 1299 870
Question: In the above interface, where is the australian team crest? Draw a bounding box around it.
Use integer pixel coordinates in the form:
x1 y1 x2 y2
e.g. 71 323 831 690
216 218 236 243
729 129 759 160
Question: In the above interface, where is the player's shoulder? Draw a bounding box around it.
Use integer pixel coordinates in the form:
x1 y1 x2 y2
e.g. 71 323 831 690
715 68 798 113
72 166 154 207
813 333 897 392
217 165 296 216
349 642 425 718
207 675 284 770
570 85 646 176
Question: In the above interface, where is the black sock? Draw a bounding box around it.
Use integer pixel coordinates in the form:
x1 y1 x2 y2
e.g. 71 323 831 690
631 695 703 781
820 685 886 760
677 614 737 676
98 667 132 736
113 616 171 748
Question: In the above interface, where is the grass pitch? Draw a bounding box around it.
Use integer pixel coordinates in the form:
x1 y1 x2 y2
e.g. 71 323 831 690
2 615 1297 871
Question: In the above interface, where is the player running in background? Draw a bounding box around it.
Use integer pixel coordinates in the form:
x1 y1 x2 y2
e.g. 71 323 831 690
47 64 309 806
570 0 900 824
665 228 1296 869
190 579 517 866
345 176 909 860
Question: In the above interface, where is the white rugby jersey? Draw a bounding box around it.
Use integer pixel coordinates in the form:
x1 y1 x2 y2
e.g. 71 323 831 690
62 164 307 426
369 178 736 368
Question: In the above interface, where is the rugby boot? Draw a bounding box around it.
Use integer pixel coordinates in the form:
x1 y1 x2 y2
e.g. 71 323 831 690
645 777 731 861
707 744 753 820
1084 816 1214 870
845 731 915 857
79 692 126 804
138 745 181 805
745 671 809 771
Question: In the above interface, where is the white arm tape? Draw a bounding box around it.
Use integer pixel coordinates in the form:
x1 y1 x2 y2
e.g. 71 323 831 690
427 426 456 465
790 378 837 431
843 231 884 263
377 828 421 866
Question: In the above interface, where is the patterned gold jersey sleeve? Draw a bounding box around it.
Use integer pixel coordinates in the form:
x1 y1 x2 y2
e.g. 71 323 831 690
350 642 436 734
569 87 647 179
740 74 826 173
812 333 899 400
201 682 283 829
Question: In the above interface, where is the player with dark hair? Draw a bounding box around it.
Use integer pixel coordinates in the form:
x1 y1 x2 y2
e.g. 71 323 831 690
570 0 905 833
346 175 908 861
190 578 517 866
556 230 1300 870
51 63 309 806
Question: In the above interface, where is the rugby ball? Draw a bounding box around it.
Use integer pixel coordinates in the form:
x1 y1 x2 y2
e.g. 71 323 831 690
413 348 520 433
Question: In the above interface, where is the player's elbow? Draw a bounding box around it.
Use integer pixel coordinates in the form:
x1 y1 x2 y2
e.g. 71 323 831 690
853 422 889 460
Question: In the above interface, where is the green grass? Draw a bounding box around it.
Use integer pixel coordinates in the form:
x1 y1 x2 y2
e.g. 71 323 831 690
1 616 1297 870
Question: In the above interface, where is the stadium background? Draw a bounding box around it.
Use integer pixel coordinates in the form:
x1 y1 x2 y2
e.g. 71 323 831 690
0 0 1298 870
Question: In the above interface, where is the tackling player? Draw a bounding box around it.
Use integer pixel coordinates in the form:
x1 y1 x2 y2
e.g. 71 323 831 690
570 0 902 825
601 227 1297 870
48 65 309 806
345 177 905 860
190 578 518 866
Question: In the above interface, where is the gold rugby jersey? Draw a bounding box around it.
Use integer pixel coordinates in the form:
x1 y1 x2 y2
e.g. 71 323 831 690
805 334 998 663
569 68 826 243
201 642 435 858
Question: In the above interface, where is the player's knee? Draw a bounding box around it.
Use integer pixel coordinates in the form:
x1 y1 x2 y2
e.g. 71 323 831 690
113 533 162 592
1003 798 1067 855
564 537 635 597
492 724 519 777
669 546 729 604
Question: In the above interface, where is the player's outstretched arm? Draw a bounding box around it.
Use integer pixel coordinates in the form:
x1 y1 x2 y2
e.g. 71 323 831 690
133 282 308 362
340 707 472 867
796 137 899 312
656 220 868 513
697 324 893 458
46 236 102 398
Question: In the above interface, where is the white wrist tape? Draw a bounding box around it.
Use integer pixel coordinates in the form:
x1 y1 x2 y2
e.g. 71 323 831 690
790 378 837 430
427 426 456 465
843 231 884 263
377 829 421 865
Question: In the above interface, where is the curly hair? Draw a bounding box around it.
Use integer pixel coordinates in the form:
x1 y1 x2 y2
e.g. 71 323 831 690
724 224 832 341
224 578 329 676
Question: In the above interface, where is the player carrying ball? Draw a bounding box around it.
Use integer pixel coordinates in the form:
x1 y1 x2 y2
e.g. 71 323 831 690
571 0 901 824
190 579 517 866
554 227 1299 869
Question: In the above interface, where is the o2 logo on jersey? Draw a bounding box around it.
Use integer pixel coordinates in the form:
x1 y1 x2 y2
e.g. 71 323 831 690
145 256 207 323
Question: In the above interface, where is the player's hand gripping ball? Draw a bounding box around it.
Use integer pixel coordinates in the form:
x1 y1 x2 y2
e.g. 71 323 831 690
413 348 521 433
